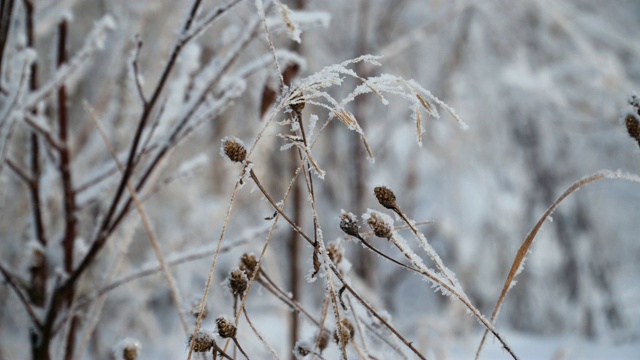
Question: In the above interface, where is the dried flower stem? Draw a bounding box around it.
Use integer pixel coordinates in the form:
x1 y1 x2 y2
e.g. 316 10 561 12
243 307 280 359
475 170 640 359
249 169 314 246
383 231 517 359
393 206 456 287
327 263 427 360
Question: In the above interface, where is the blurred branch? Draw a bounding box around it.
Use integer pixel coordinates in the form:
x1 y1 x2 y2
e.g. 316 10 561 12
66 0 206 292
0 261 42 329
6 158 33 184
130 36 146 104
87 101 189 333
0 0 15 93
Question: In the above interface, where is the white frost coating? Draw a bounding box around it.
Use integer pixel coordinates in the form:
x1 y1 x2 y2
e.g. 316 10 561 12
308 114 318 137
279 142 295 151
600 168 640 183
288 10 331 28
233 50 306 79
113 337 141 358
276 1 301 43
176 153 209 174
238 162 254 187
58 9 73 23
25 15 116 108
293 339 313 359
73 237 89 268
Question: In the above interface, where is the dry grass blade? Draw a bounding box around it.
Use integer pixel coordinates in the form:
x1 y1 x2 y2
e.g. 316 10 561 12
475 170 640 359
416 93 434 114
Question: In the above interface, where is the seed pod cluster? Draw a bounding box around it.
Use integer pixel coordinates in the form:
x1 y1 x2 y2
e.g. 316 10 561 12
222 137 247 163
367 212 392 239
316 329 330 353
189 331 215 353
339 211 359 237
240 253 259 279
626 95 640 148
327 241 342 265
374 186 397 210
216 317 237 339
333 318 355 345
228 269 248 298
116 338 140 360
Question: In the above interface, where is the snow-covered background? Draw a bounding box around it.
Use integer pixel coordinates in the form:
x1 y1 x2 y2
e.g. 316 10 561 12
1 0 639 359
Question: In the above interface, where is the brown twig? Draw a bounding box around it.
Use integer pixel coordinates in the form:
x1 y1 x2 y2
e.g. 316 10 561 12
242 307 280 359
130 36 146 105
327 263 428 360
58 19 79 360
0 261 42 328
249 169 314 246
67 0 206 291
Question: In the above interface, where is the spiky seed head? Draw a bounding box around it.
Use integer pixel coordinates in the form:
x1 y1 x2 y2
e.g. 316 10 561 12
374 186 397 209
367 212 392 239
189 298 208 319
222 137 247 163
316 329 330 352
339 212 359 237
626 114 640 148
188 331 215 353
333 319 355 345
327 242 342 265
122 347 137 360
216 317 237 338
115 338 140 360
228 269 248 298
240 253 259 279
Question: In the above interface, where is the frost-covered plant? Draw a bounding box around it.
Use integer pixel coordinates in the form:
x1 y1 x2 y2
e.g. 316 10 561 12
2 1 640 360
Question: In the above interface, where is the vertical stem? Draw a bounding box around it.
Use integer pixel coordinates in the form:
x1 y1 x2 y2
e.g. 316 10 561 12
55 19 79 360
352 0 375 288
57 19 76 275
24 0 46 249
0 0 15 91
23 1 49 359
288 150 301 357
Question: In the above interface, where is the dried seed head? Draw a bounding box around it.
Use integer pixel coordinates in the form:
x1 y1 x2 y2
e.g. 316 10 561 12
189 298 208 319
333 319 355 345
327 241 342 265
240 253 259 279
367 212 392 239
294 340 312 357
216 317 237 338
188 331 215 353
339 211 359 237
228 269 248 298
374 186 397 209
290 92 305 114
316 329 330 352
117 338 141 360
221 137 247 163
625 114 640 148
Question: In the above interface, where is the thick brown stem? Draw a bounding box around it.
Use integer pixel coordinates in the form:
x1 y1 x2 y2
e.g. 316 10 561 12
288 150 301 356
